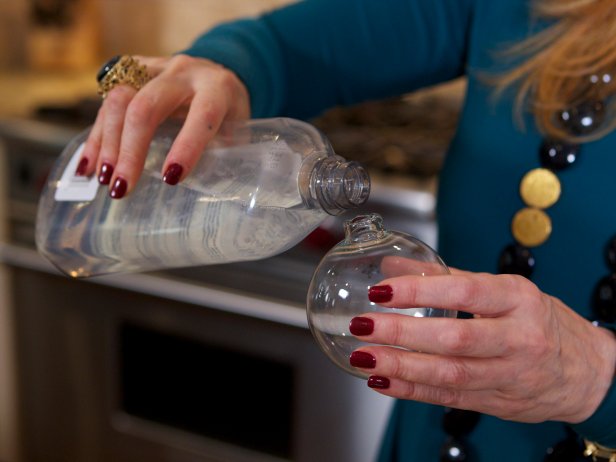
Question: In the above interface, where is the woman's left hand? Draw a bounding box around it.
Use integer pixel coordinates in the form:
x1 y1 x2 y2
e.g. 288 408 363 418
350 270 616 424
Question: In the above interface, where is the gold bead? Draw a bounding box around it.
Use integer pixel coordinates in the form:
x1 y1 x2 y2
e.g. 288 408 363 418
511 208 552 247
519 168 561 209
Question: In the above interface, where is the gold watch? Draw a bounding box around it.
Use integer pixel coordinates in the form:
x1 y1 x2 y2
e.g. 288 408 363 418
584 440 616 462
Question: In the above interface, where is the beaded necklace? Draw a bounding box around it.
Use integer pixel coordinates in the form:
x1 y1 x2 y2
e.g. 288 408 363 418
439 81 616 461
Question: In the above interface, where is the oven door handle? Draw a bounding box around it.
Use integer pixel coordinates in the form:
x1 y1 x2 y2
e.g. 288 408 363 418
0 243 308 329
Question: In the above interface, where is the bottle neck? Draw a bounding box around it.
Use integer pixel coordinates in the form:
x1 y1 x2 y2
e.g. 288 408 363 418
304 156 370 216
344 213 388 243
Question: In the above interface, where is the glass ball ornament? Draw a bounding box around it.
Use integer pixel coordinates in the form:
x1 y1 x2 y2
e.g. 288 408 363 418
306 213 457 378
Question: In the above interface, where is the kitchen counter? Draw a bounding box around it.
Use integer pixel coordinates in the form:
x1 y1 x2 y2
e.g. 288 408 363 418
0 242 310 327
0 69 97 118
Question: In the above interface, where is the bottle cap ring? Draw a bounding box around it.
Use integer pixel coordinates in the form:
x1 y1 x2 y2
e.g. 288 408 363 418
97 55 151 99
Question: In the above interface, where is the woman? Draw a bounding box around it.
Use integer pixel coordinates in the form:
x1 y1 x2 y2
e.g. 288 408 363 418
78 0 616 460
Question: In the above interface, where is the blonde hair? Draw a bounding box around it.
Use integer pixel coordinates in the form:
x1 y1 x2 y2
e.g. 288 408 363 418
494 0 616 141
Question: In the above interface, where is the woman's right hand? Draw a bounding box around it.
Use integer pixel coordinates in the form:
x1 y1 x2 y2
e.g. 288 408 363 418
78 54 251 198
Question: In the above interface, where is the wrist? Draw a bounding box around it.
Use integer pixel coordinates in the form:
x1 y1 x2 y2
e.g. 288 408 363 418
565 320 616 423
571 322 616 447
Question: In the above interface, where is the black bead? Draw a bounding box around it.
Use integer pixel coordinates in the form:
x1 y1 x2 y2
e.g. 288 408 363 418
440 437 470 462
442 408 481 438
539 139 580 171
592 274 616 323
498 244 535 279
544 435 587 462
97 55 121 83
559 100 605 136
605 235 616 272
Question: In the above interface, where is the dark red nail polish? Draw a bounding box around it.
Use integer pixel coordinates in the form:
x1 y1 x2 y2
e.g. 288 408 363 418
98 162 114 185
367 375 390 389
349 317 374 336
163 163 183 185
109 177 127 199
350 351 376 369
75 157 88 176
369 285 393 303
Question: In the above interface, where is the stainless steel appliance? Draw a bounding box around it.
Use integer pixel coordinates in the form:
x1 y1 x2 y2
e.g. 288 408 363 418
0 110 438 462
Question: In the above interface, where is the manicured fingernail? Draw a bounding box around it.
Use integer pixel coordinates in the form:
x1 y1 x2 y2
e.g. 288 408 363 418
349 317 374 336
367 376 390 389
163 163 183 185
350 351 376 369
109 177 127 199
369 285 393 303
75 157 88 176
98 162 114 185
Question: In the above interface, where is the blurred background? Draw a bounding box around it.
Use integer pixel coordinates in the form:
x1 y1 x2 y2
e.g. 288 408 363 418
0 0 292 118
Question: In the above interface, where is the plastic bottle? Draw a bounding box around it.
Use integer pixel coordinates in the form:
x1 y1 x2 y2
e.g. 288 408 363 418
35 118 370 278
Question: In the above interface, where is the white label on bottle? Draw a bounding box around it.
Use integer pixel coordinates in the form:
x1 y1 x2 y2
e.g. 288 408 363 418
54 143 100 202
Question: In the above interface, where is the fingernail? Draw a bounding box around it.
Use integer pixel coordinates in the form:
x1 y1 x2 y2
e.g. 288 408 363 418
109 177 127 199
350 351 376 369
98 162 114 185
367 376 390 389
369 285 393 303
75 157 88 176
163 163 183 185
349 317 374 336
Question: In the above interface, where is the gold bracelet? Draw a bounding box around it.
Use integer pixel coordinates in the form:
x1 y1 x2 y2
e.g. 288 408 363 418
584 440 616 462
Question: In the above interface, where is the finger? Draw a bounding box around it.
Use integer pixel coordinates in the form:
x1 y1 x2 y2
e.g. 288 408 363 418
371 272 535 317
80 56 164 180
381 256 467 278
367 375 468 408
97 85 137 185
352 346 510 390
133 55 169 75
109 78 191 198
366 375 493 413
351 313 512 357
161 93 226 185
366 375 544 422
161 62 250 185
78 105 105 177
380 255 451 279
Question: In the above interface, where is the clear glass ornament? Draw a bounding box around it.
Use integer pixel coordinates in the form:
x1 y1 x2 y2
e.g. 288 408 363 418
307 213 456 378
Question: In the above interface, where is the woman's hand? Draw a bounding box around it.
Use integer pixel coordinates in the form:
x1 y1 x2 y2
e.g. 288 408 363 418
350 270 616 424
78 54 251 198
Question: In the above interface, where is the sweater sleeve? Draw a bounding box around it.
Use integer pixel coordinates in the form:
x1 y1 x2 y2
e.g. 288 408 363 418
180 0 474 119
